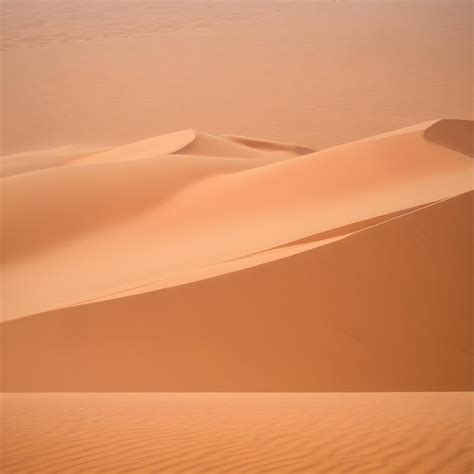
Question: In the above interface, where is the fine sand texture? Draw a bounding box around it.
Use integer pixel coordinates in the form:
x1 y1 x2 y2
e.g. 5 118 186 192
2 1 472 154
1 392 472 473
2 2 473 473
1 119 472 392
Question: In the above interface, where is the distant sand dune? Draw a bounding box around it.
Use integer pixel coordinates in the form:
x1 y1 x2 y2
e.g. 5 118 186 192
423 119 474 157
220 134 315 156
0 144 110 178
1 393 472 473
0 128 313 179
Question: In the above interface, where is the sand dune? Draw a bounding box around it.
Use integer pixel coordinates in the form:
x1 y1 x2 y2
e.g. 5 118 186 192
1 392 472 473
423 119 473 157
1 119 472 392
1 119 472 321
2 2 472 472
0 145 111 178
1 128 301 177
2 191 471 392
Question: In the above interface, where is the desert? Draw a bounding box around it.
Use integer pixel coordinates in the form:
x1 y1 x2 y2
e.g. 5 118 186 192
1 1 472 472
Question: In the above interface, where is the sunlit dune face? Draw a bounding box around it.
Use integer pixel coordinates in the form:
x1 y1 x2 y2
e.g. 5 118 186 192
1 121 472 392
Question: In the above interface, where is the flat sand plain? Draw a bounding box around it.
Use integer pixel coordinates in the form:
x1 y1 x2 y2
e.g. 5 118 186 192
2 1 472 154
2 393 472 473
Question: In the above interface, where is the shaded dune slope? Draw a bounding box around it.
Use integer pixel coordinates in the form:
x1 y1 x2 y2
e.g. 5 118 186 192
423 119 473 157
2 191 471 392
0 119 472 391
1 120 472 320
220 134 315 156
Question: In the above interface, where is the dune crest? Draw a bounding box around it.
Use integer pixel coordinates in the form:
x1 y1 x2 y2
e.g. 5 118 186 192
69 129 197 166
1 120 472 392
0 145 110 178
1 119 472 321
2 191 471 392
2 3 472 471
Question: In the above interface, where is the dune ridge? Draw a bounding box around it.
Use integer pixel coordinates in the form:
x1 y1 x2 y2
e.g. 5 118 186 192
2 190 471 392
2 2 472 471
1 119 472 322
1 119 472 392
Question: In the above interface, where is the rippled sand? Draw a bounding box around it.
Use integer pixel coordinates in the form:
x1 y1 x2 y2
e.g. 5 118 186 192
2 1 472 153
1 3 472 473
2 393 472 473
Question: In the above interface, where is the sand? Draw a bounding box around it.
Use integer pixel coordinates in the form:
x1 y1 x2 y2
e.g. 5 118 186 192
1 119 472 392
1 115 472 470
1 393 472 473
2 1 472 154
1 1 473 471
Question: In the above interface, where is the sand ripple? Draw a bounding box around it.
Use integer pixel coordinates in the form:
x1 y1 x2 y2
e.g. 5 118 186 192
1 393 472 473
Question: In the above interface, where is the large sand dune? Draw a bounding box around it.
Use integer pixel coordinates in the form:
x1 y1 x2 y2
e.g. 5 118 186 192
1 119 472 392
2 2 472 471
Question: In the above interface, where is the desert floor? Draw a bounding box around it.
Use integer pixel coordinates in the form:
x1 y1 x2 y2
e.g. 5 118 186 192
2 393 472 473
2 1 472 154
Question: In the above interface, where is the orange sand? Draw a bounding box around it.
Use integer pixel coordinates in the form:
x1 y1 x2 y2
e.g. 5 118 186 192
1 119 472 392
1 393 472 473
2 1 472 154
1 2 473 471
